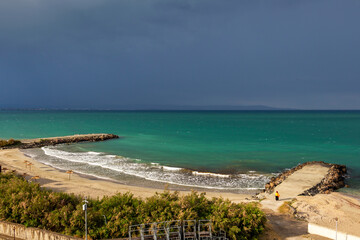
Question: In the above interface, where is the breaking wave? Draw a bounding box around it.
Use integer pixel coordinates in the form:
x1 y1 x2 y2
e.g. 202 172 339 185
40 147 269 190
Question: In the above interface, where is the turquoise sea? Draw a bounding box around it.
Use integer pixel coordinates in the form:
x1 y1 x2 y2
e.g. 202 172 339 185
0 110 359 194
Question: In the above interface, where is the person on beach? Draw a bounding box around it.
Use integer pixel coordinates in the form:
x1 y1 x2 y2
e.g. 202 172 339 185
275 191 280 201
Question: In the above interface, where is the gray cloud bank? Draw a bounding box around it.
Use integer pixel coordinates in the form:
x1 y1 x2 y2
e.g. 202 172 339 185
0 0 359 109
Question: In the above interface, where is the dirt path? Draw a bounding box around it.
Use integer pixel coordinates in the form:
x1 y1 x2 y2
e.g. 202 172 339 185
261 210 308 239
260 209 335 240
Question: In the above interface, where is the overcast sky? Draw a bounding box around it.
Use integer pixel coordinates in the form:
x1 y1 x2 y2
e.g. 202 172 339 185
0 0 359 110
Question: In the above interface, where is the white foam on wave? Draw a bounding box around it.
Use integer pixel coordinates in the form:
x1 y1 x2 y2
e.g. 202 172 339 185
41 147 269 190
192 171 230 178
88 151 102 155
162 166 182 171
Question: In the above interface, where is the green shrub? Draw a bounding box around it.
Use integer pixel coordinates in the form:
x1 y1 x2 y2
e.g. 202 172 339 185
0 139 21 147
39 139 49 144
0 173 266 239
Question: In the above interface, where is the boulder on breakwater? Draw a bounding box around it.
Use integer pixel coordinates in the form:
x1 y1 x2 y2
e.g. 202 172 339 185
264 161 347 196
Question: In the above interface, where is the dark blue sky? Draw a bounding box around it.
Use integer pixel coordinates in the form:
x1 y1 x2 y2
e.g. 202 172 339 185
1 0 359 109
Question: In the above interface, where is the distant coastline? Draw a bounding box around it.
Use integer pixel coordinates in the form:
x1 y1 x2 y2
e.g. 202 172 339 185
0 104 293 111
2 108 360 112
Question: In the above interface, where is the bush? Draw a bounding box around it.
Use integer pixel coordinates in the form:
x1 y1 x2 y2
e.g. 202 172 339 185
0 173 266 239
0 139 21 147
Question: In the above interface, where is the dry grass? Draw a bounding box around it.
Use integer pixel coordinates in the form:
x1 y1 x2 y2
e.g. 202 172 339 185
278 201 291 214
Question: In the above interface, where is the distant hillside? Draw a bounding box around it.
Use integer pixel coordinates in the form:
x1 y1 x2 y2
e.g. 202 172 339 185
0 104 291 111
101 104 292 111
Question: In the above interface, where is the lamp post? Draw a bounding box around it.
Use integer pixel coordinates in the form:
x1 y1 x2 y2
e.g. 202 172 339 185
334 217 338 240
83 197 88 240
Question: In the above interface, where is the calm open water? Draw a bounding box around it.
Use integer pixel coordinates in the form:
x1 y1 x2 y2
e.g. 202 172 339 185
0 110 359 194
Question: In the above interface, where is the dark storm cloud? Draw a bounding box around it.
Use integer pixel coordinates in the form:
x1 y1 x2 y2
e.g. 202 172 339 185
0 0 359 109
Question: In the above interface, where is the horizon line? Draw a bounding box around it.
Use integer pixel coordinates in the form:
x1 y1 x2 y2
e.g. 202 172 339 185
1 108 360 111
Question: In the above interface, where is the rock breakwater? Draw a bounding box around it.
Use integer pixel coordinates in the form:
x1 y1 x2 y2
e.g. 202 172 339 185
1 134 119 149
264 161 347 195
300 163 347 196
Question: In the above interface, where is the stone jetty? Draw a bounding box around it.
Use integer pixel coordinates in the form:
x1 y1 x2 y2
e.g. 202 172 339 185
264 161 347 195
1 134 119 149
258 161 347 214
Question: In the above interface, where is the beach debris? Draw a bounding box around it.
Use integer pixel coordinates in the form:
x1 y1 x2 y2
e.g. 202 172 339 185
66 170 74 180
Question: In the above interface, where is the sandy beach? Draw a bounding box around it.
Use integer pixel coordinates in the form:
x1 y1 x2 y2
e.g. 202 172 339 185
0 149 249 202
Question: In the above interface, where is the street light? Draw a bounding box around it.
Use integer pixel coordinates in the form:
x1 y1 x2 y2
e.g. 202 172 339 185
83 197 88 240
334 217 338 240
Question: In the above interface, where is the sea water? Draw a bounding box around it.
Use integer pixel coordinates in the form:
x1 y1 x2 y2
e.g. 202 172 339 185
0 110 359 194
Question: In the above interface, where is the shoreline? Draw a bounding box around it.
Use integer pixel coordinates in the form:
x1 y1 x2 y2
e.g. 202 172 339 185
0 148 251 202
24 145 267 193
1 147 360 237
1 147 358 199
22 150 253 194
